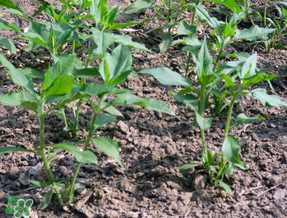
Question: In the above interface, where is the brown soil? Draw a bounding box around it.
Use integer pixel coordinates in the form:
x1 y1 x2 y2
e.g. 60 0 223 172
0 1 287 218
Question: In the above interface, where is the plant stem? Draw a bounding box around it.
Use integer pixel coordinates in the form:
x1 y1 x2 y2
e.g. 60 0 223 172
224 95 237 138
68 101 102 204
38 112 54 183
264 0 268 26
38 110 64 206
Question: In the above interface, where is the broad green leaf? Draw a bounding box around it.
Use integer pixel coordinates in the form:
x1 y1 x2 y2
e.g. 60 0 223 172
175 94 198 110
242 72 276 88
179 162 197 175
159 33 173 53
52 54 81 75
92 28 148 52
235 113 265 125
114 92 175 115
0 37 16 53
0 21 21 32
222 136 245 169
104 105 123 117
212 0 241 13
196 39 213 84
218 181 232 193
235 25 275 41
0 91 40 112
94 113 117 129
84 84 121 96
0 92 22 106
0 54 32 91
93 137 121 163
251 88 287 107
99 45 132 84
124 0 152 14
0 0 20 10
177 21 196 36
74 67 99 77
55 143 97 164
240 54 257 79
0 146 29 155
195 112 212 130
140 67 190 86
44 74 74 97
195 3 222 29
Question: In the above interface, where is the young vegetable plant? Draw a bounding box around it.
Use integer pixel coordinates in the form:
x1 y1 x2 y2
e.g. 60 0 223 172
140 36 287 191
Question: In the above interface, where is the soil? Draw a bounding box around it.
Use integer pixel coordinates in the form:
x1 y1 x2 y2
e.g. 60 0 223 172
0 1 287 218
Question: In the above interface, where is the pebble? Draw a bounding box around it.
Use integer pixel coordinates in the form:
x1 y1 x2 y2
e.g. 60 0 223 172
0 191 5 200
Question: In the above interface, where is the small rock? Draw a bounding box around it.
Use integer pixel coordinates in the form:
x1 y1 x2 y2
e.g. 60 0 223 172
29 163 42 177
0 191 5 200
117 121 129 133
19 173 30 186
59 166 70 177
193 174 207 191
9 167 19 179
274 188 287 200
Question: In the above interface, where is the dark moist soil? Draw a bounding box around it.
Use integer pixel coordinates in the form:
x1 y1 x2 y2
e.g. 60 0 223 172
0 1 287 218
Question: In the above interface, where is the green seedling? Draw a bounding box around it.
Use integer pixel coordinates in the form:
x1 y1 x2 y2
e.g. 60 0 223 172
141 35 287 192
4 196 33 218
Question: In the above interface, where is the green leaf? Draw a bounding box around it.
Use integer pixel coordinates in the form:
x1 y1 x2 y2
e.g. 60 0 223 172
0 0 20 10
74 67 99 77
195 3 222 29
179 162 197 175
212 0 241 13
84 84 120 96
222 136 245 169
195 112 212 130
44 74 74 97
218 181 232 193
0 91 39 112
0 92 22 106
140 67 190 86
0 146 29 155
93 137 121 163
100 45 132 84
175 94 198 110
94 113 117 129
124 0 152 14
0 37 16 54
235 25 275 41
159 33 173 53
114 92 175 115
242 72 276 88
0 54 33 91
235 113 265 125
55 143 97 164
196 39 213 84
251 88 287 107
177 21 197 36
240 54 257 79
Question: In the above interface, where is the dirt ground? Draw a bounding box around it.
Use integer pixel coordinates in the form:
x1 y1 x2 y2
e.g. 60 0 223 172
0 1 286 218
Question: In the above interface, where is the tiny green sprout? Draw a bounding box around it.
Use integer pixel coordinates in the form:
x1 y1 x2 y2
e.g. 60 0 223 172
5 196 33 218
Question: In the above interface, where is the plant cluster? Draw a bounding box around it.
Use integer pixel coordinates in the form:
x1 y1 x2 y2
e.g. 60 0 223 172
140 0 287 191
0 0 286 214
0 0 174 208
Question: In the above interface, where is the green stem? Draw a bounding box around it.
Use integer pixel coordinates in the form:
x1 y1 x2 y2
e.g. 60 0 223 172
68 97 105 204
185 52 192 76
38 110 64 206
71 100 82 137
224 94 237 138
38 112 54 183
264 0 268 26
215 39 225 69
